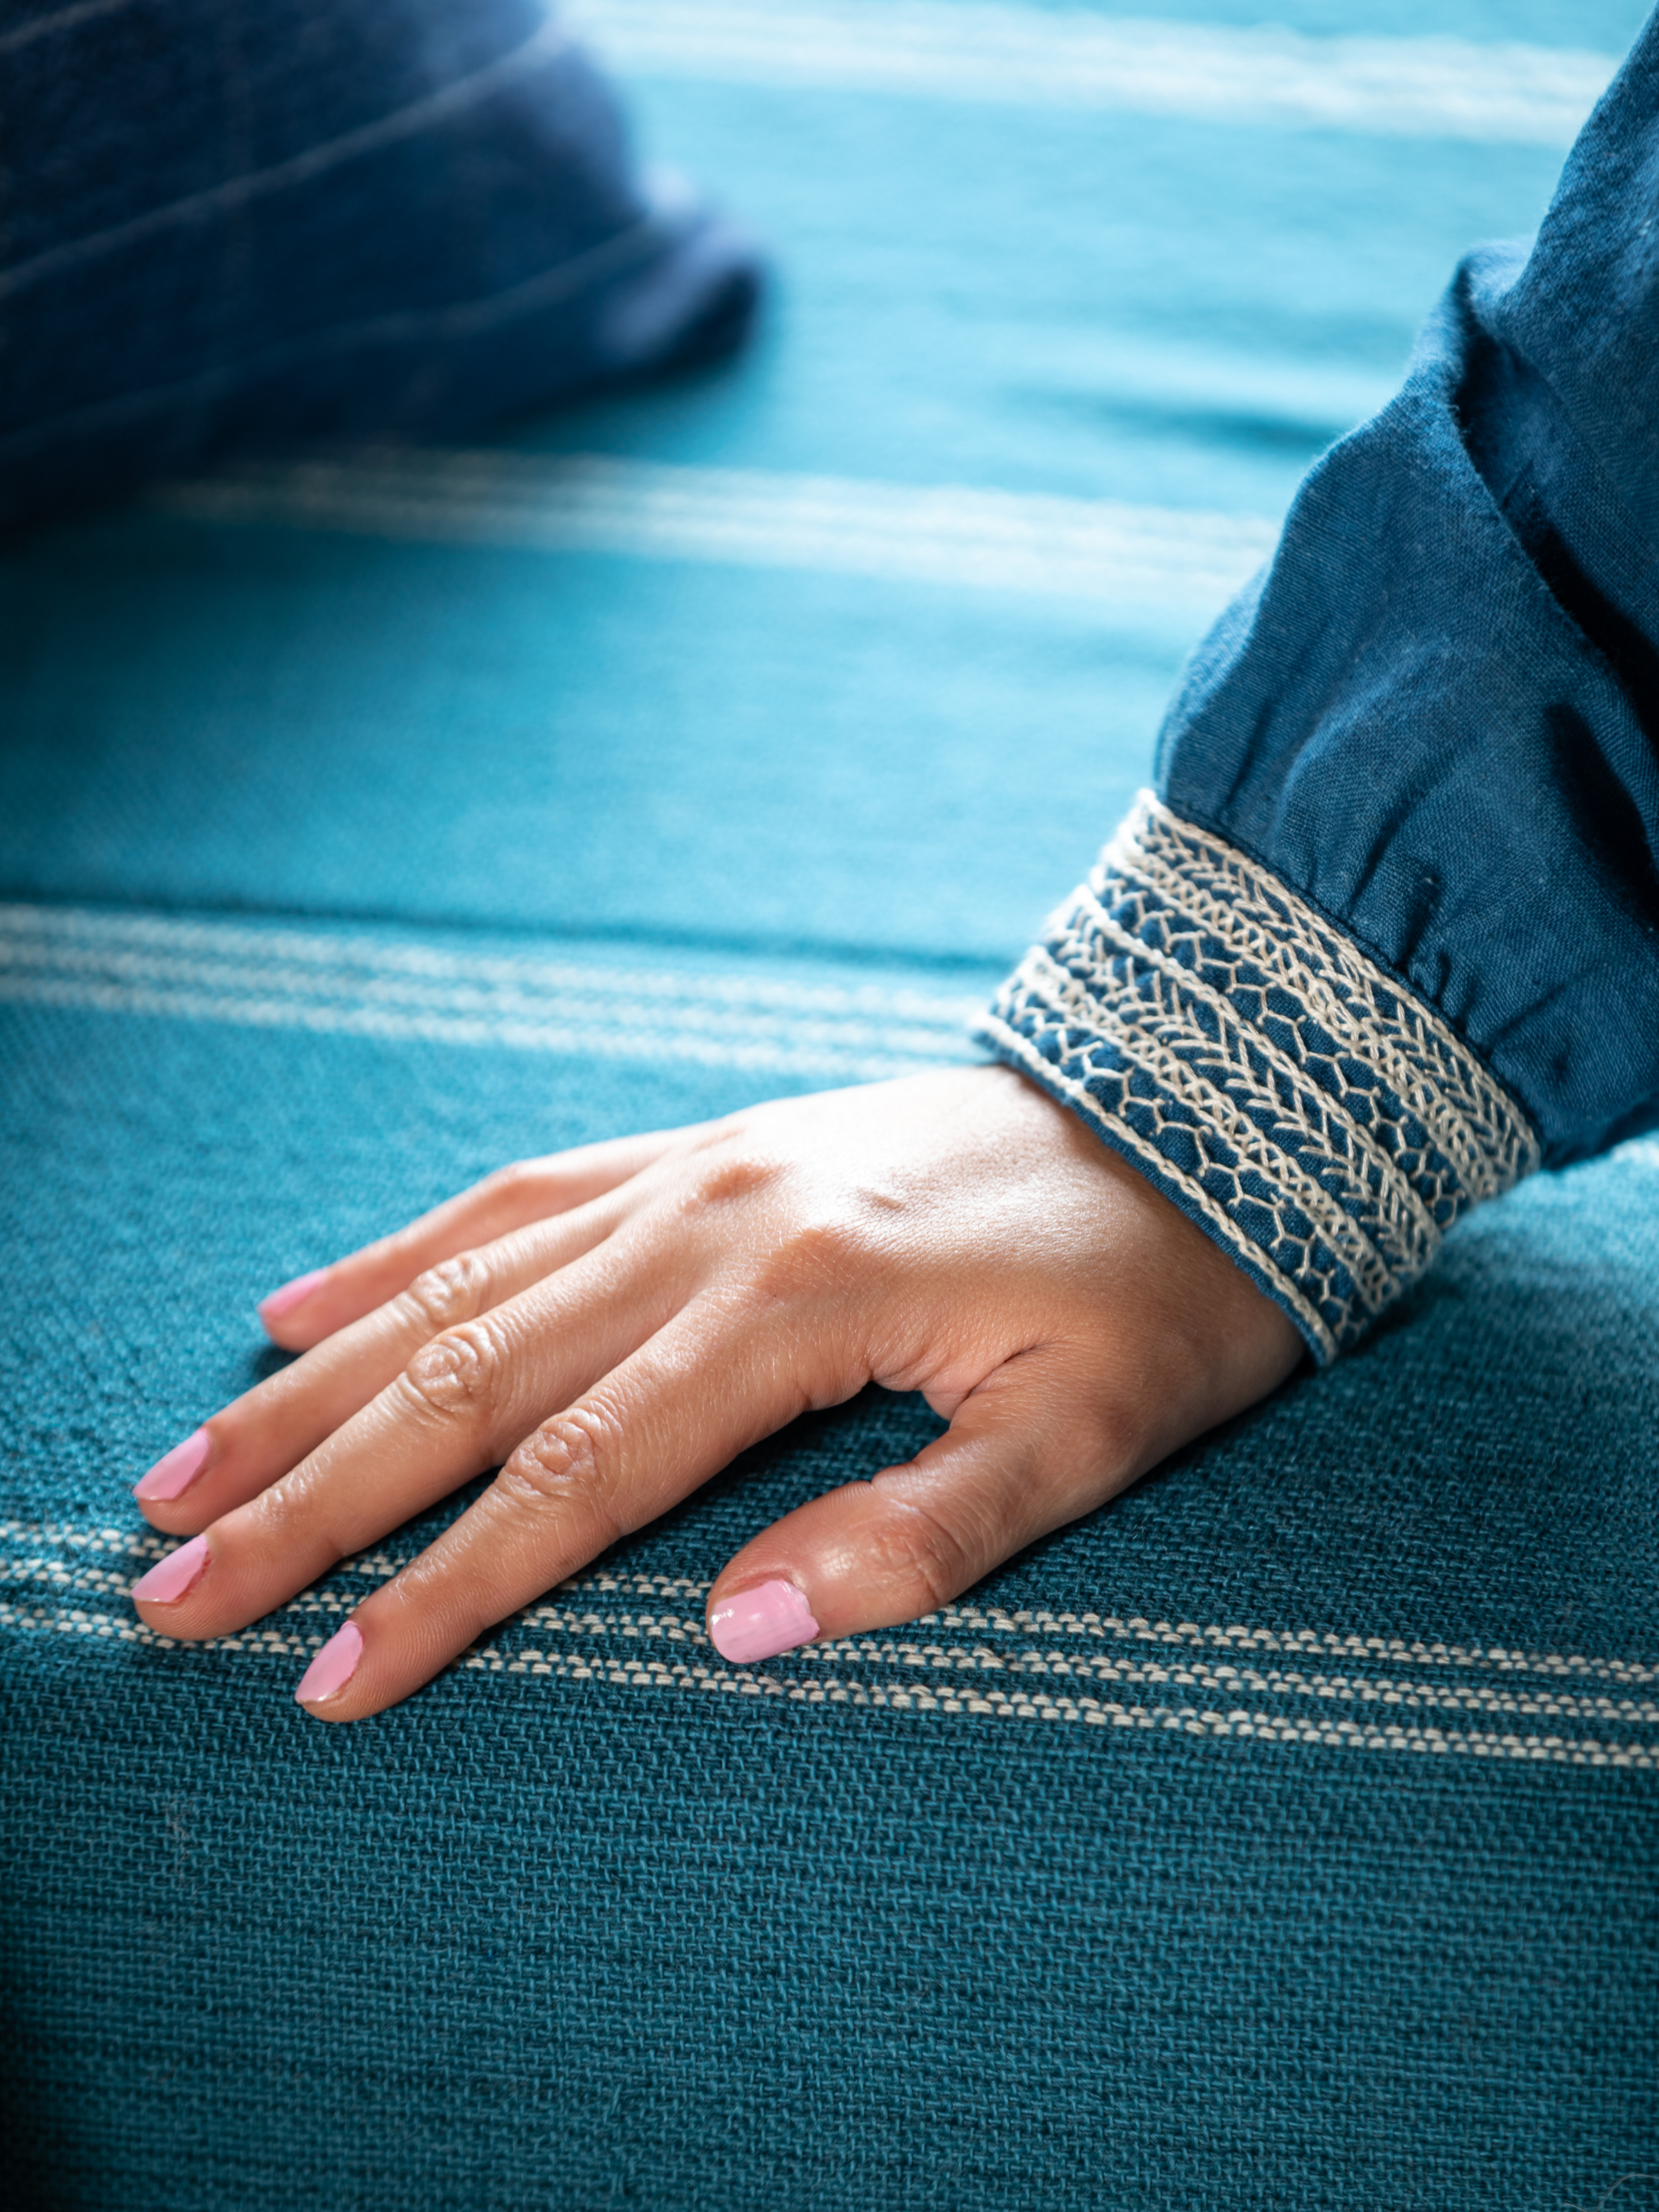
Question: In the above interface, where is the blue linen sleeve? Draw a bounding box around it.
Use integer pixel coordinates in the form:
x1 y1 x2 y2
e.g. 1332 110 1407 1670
980 12 1659 1365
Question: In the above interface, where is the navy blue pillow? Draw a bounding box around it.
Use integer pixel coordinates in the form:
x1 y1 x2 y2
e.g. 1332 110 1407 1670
0 0 762 532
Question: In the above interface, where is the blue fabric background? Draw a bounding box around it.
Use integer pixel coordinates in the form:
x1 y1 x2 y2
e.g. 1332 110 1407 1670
2 1 1656 2205
5 1001 1658 2207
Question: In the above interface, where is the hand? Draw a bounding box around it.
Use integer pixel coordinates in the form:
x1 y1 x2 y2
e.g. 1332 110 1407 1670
130 1066 1303 1718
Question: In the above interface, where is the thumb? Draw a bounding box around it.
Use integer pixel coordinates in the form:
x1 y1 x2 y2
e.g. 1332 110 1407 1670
705 1347 1134 1661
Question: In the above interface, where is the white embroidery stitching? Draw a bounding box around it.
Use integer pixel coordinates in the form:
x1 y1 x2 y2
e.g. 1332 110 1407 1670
982 792 1540 1358
1108 805 1536 1201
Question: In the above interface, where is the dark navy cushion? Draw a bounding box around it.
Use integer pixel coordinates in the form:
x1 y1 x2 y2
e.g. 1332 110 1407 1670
0 0 760 532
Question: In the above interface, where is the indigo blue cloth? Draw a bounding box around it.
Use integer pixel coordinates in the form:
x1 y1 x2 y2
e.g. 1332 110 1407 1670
0 0 760 532
986 11 1659 1362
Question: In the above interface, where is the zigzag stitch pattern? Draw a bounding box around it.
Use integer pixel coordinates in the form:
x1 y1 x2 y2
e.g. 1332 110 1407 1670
979 791 1539 1360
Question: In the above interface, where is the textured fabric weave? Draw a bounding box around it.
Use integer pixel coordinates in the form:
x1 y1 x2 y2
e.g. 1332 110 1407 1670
2 1 1656 2205
5 983 1658 2209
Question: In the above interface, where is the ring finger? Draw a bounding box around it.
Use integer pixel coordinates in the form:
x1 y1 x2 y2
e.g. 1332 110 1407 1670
297 1299 839 1720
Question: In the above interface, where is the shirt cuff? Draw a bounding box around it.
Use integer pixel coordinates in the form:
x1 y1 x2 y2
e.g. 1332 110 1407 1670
976 792 1540 1363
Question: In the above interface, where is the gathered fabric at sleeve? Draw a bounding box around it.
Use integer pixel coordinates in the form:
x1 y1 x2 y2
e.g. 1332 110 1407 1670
980 11 1659 1365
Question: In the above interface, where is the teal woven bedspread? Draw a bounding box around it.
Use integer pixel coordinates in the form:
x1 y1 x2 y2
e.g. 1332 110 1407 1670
3 3 1656 2206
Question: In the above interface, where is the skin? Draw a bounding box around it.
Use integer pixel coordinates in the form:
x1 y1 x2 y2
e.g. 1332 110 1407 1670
132 1065 1304 1718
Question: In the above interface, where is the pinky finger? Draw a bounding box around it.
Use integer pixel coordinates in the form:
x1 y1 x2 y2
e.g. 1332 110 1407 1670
256 1126 696 1349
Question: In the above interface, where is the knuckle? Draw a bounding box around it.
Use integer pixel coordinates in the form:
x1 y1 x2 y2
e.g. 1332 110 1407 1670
480 1157 542 1203
498 1403 627 1540
241 1468 353 1568
398 1321 508 1426
676 1148 781 1220
398 1251 491 1334
747 1215 867 1305
467 1157 554 1226
870 1489 973 1611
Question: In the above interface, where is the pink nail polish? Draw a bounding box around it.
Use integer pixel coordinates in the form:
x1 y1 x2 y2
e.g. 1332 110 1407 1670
131 1535 211 1606
295 1621 363 1705
708 1579 819 1664
257 1265 330 1329
133 1427 212 1503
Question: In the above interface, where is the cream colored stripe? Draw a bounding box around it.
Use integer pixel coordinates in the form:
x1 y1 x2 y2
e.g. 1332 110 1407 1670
3 1597 1651 1770
505 1602 1659 1726
6 1526 1653 1684
153 450 1280 617
0 901 972 1022
0 901 980 1080
575 0 1614 147
976 1006 1339 1358
0 971 970 1080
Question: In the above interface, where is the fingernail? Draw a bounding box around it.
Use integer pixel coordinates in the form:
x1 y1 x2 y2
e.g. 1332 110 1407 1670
708 1580 819 1664
295 1621 363 1706
133 1427 212 1503
131 1535 211 1606
257 1266 330 1329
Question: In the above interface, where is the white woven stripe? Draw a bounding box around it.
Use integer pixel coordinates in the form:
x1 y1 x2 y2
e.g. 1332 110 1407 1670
12 1528 1654 1684
14 1594 1653 1764
575 0 1615 147
0 901 982 1080
4 1530 1653 1767
152 449 1281 619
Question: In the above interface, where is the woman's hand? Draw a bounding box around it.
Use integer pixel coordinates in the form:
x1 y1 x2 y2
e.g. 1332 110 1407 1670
129 1066 1302 1718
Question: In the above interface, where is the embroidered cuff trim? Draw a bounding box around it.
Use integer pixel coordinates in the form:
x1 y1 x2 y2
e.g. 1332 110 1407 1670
977 791 1540 1362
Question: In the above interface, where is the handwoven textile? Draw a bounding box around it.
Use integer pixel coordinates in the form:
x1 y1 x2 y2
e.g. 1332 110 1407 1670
2 2 1656 2207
